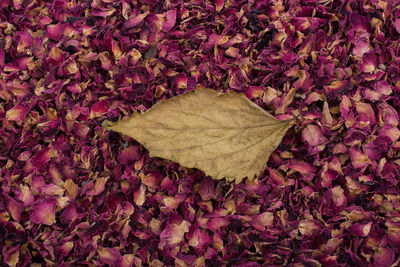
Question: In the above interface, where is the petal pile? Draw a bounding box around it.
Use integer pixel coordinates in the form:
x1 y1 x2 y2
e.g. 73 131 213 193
1 0 400 266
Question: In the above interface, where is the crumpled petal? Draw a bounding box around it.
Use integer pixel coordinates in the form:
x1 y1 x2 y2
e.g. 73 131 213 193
159 220 190 249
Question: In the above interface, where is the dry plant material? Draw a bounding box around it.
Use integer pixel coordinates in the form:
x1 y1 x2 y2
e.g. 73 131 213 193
103 89 291 183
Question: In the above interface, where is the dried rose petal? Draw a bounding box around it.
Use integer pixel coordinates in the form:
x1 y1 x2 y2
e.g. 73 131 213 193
97 247 121 265
6 104 29 122
302 124 329 147
0 1 399 265
30 200 56 225
162 9 177 32
5 195 24 222
350 146 371 169
159 220 190 249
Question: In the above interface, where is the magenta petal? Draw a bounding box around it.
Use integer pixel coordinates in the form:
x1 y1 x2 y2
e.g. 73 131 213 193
86 177 109 196
360 53 379 73
31 147 54 168
40 184 65 196
162 9 177 32
302 124 328 147
16 31 33 53
374 81 392 96
97 247 121 265
198 177 215 201
340 95 351 118
287 160 316 176
298 219 321 236
374 247 395 267
206 217 230 232
350 146 370 169
123 12 149 29
60 204 77 225
395 18 400 33
3 245 20 267
159 220 190 249
245 86 264 99
118 145 141 165
352 32 370 57
251 212 274 231
349 12 371 32
379 126 400 142
0 48 4 67
188 225 212 253
91 7 115 17
215 0 224 12
90 100 109 118
117 254 141 267
46 23 65 41
5 195 24 222
141 172 162 189
356 102 376 125
175 73 188 89
379 103 399 126
30 199 56 225
329 186 347 208
350 222 372 237
58 242 74 257
15 185 34 207
134 184 146 206
6 104 29 122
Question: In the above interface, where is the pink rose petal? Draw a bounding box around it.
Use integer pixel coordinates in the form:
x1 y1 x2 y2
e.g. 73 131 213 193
302 124 328 147
30 200 56 225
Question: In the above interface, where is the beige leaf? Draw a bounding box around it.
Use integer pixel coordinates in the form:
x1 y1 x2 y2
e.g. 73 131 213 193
102 89 291 183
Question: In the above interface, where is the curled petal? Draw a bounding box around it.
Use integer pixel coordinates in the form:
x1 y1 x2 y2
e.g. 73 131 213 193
90 100 109 118
46 23 65 41
251 212 274 231
97 247 121 265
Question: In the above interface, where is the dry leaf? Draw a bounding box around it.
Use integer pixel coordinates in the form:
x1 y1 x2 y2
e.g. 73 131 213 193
102 89 291 183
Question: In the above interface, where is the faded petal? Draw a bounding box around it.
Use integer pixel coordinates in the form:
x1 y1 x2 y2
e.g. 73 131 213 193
298 219 320 236
97 246 121 265
5 195 24 222
374 247 395 267
251 212 274 231
46 23 65 41
134 184 146 206
350 146 371 169
30 199 56 225
162 9 177 32
159 220 190 249
90 100 109 118
302 124 328 147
